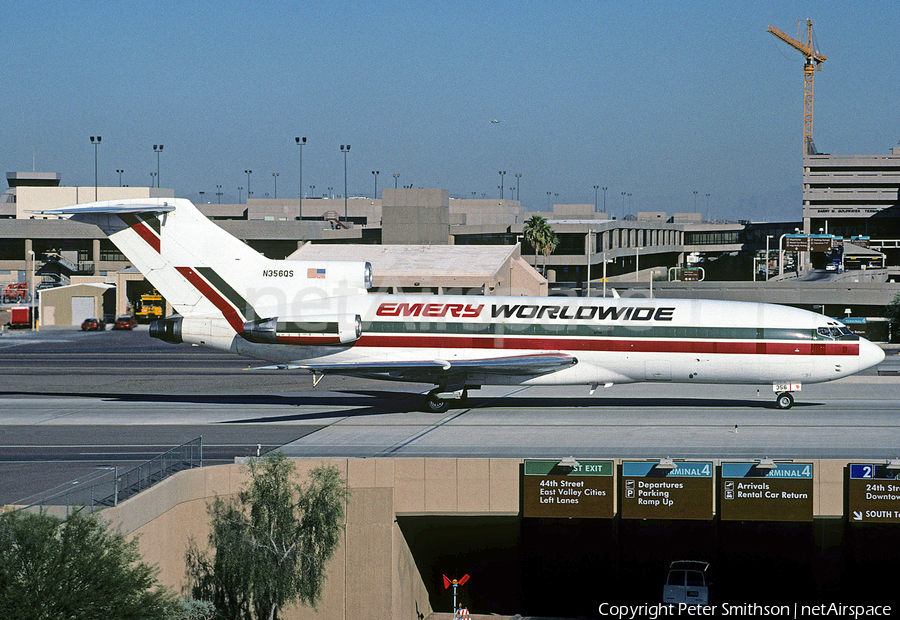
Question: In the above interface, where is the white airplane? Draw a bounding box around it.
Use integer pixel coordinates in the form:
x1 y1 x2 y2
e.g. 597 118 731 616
40 198 884 412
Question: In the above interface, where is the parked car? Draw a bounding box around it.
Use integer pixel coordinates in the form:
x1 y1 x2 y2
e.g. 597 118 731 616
113 315 137 330
81 317 106 331
663 560 711 606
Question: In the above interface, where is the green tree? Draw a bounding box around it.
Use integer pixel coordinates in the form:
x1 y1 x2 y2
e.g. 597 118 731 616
523 215 558 275
0 510 178 620
186 453 349 620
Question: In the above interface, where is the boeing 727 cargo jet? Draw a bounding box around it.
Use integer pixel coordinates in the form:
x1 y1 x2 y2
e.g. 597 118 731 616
40 198 885 412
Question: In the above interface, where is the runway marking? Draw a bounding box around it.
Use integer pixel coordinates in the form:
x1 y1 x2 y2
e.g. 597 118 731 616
377 386 533 456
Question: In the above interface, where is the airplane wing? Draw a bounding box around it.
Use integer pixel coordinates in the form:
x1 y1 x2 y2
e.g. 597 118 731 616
253 352 577 382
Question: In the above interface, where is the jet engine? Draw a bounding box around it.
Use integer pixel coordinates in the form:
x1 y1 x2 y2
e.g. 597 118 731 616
240 314 362 345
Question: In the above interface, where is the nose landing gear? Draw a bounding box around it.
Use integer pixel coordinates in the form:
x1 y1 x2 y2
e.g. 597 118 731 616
775 392 794 410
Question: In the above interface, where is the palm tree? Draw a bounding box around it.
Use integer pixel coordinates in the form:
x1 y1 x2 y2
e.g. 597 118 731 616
540 228 559 276
523 215 558 276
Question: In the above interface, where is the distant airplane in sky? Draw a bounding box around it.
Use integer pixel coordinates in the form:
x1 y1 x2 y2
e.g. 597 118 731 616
490 119 502 123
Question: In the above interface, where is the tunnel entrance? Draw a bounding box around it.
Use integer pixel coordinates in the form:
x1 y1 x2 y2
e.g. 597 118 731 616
398 516 899 617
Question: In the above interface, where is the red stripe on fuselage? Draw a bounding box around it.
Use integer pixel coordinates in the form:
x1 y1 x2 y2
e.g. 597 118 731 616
175 266 244 333
131 221 161 253
351 334 860 356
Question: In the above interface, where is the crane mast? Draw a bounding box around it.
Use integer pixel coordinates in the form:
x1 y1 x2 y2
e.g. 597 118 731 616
767 19 827 155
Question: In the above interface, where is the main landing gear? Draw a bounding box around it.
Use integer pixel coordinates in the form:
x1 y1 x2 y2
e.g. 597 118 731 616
425 387 469 413
775 392 795 410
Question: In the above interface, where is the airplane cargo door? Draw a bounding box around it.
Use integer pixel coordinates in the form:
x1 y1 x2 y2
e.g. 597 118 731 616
645 360 672 381
71 296 95 326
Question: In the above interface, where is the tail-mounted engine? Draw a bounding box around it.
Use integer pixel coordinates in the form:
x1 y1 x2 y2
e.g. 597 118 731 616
149 315 183 344
240 314 362 345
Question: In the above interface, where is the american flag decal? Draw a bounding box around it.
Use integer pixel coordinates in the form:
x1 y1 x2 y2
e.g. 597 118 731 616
307 267 326 279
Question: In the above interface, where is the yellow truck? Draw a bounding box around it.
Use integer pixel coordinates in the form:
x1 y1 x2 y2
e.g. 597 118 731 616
134 289 164 322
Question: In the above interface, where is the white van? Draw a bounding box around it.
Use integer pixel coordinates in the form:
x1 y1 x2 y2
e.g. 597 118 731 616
662 560 711 606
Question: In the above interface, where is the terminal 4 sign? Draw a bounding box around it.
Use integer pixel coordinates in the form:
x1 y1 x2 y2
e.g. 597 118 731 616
849 464 900 524
621 461 713 520
720 462 813 522
522 459 614 518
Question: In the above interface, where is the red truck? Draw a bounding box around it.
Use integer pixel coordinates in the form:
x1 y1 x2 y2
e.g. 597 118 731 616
2 282 29 304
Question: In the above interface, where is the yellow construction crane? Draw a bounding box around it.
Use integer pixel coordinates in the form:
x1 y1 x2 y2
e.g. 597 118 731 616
767 19 827 155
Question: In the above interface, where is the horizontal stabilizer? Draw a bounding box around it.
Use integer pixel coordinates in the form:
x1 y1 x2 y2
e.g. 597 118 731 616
32 200 175 216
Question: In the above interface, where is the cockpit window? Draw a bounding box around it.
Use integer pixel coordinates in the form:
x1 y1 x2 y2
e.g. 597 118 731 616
817 326 859 340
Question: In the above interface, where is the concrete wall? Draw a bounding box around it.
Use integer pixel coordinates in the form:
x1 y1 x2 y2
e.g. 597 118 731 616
382 189 450 245
102 458 518 620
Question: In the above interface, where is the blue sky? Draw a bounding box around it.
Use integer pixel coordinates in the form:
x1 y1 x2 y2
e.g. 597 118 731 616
3 1 898 221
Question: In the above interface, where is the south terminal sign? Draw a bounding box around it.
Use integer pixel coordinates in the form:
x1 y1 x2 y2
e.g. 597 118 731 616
522 459 614 518
720 462 813 522
621 461 713 520
849 463 900 524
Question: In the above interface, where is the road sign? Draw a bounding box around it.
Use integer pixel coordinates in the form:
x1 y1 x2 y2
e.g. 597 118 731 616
621 461 713 520
522 459 614 518
785 234 810 251
849 464 900 524
720 462 813 522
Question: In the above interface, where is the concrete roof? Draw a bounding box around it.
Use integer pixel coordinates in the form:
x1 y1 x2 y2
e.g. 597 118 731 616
290 244 516 277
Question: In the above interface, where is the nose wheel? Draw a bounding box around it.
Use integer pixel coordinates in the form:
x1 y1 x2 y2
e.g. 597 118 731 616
775 392 794 410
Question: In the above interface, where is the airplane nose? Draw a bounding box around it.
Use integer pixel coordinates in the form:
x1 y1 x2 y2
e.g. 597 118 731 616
858 338 885 371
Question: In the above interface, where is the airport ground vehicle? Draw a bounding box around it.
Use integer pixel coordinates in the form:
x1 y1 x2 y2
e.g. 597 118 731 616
41 198 885 412
2 282 28 304
113 315 137 330
8 306 30 328
134 290 164 323
81 317 106 331
663 560 711 606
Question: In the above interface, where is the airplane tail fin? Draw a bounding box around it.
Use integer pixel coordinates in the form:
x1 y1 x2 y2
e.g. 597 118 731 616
36 198 371 332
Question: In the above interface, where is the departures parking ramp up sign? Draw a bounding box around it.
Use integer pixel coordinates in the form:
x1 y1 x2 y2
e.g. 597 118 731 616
621 461 713 520
849 464 900 524
720 462 813 522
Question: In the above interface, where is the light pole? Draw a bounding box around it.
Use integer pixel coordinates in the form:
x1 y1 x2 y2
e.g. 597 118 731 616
602 187 608 216
586 230 594 297
328 187 333 198
238 186 243 203
393 173 400 189
593 185 599 213
546 191 551 209
199 191 205 203
272 172 279 199
514 173 522 201
90 136 101 200
705 193 711 221
245 170 252 200
621 191 626 216
693 190 699 214
310 185 315 198
371 170 379 198
150 172 156 188
498 171 506 199
340 145 351 219
295 136 306 215
116 169 124 186
29 249 35 330
216 184 222 204
153 144 163 188
765 234 773 280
